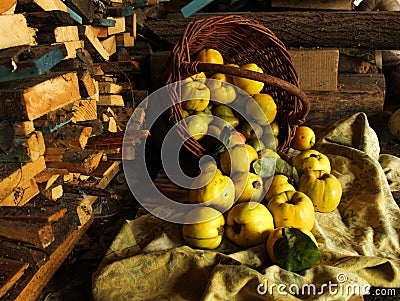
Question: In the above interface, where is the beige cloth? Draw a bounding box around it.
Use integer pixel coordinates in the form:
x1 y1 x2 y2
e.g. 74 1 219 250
92 113 400 300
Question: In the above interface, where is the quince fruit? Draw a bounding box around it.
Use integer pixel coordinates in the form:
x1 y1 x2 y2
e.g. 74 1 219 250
298 170 342 212
232 63 264 95
267 190 315 231
186 115 208 140
227 131 246 148
232 172 264 203
270 121 279 137
182 206 225 249
246 93 277 125
241 122 263 140
182 81 210 112
292 126 316 151
226 202 274 248
184 72 207 83
292 150 331 175
266 227 321 272
264 174 296 201
197 48 224 64
220 144 258 175
247 139 265 152
189 167 235 212
207 79 237 105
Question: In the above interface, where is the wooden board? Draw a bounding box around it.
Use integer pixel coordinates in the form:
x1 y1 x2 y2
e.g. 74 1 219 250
45 149 104 174
0 14 37 50
0 44 68 83
271 0 353 10
288 49 339 91
0 156 46 200
0 178 40 207
78 70 97 98
79 25 110 61
55 124 93 149
101 35 117 57
304 74 385 127
0 219 54 249
61 40 84 60
0 0 16 14
16 0 68 12
13 121 35 136
0 72 81 122
146 11 400 50
107 17 126 35
62 0 96 22
0 206 66 223
98 94 125 106
71 99 98 122
24 11 73 30
35 26 79 44
0 257 28 299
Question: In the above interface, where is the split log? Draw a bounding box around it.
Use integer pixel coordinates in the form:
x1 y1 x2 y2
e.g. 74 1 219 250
71 99 98 122
0 219 54 249
13 121 35 136
145 11 400 50
79 25 110 61
0 14 36 50
0 131 45 163
0 72 81 122
0 257 28 299
0 178 40 207
0 206 66 223
45 149 104 174
0 156 46 200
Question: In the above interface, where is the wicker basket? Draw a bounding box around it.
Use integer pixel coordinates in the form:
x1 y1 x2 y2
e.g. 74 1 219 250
165 15 310 158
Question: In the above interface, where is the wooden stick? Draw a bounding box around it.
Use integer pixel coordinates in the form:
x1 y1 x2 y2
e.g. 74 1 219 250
0 206 67 223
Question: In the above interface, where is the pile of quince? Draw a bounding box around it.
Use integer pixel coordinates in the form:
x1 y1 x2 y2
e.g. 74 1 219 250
180 48 279 152
180 63 344 272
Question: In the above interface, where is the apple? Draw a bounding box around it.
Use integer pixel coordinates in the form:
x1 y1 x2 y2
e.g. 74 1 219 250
182 206 225 249
292 149 331 175
298 170 342 212
267 190 315 231
226 202 274 247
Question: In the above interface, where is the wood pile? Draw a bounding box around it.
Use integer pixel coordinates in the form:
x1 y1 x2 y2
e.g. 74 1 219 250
0 0 153 299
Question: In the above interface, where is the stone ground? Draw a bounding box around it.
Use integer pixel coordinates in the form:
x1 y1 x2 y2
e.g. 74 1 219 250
36 87 400 301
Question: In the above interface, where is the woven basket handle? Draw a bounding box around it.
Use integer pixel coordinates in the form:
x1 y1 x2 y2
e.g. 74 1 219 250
180 62 310 125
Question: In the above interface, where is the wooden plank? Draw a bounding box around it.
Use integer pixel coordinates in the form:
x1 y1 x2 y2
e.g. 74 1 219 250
271 0 353 10
56 124 93 149
98 81 123 94
98 94 125 106
61 40 84 59
91 26 108 38
35 26 79 44
107 17 125 35
0 156 46 200
92 18 116 27
13 121 35 136
0 219 54 249
16 0 68 12
40 184 63 201
180 0 215 18
146 11 400 50
0 257 28 299
0 72 81 122
34 168 69 184
101 35 117 56
0 131 45 163
79 25 110 61
12 216 92 301
24 11 73 30
0 14 37 50
0 178 40 207
289 49 339 91
305 74 385 127
78 70 97 98
0 240 47 268
62 0 96 22
45 149 104 174
116 32 135 47
71 99 98 122
106 6 134 17
0 0 16 14
0 206 66 223
0 44 68 83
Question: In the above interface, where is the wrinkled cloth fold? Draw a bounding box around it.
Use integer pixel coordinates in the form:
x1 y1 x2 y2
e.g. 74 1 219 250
93 113 400 301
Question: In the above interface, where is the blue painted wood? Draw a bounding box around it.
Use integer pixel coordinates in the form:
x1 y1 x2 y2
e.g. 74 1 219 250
106 6 134 17
180 0 215 18
67 7 83 24
92 18 117 27
0 45 67 83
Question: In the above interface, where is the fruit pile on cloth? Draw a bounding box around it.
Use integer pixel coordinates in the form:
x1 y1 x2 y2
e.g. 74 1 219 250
92 113 400 301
